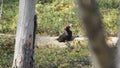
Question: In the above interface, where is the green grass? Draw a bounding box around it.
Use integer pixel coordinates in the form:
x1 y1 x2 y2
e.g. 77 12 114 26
34 45 90 68
102 9 119 36
0 36 14 68
0 36 91 68
0 0 119 36
98 0 119 9
0 0 18 34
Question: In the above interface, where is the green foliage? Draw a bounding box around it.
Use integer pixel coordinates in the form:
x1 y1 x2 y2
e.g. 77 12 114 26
98 0 120 9
36 0 81 36
0 36 90 68
35 46 90 68
36 0 53 4
98 0 119 36
0 0 18 34
102 9 119 36
0 0 119 36
0 36 14 68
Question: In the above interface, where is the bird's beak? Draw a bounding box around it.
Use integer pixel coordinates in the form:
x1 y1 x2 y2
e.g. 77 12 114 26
69 24 72 27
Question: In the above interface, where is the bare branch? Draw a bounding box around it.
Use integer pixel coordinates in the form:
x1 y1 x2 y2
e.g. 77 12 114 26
75 0 116 68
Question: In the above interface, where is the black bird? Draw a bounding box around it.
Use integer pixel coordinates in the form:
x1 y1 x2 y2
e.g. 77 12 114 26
57 25 72 42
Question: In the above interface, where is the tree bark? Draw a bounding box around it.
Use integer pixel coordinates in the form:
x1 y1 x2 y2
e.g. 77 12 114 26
12 0 35 68
75 0 116 68
116 15 120 68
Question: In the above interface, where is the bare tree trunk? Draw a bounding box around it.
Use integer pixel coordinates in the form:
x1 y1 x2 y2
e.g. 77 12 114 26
75 0 115 68
117 15 120 68
12 0 35 68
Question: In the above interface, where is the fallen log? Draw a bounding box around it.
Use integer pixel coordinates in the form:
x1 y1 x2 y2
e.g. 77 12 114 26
35 36 118 48
35 36 88 48
0 34 118 48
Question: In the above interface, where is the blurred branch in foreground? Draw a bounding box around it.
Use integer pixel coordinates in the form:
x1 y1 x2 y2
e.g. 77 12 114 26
75 0 116 68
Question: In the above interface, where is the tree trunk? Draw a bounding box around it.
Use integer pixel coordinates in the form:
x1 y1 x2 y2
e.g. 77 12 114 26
12 0 35 68
116 15 120 68
75 0 115 68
